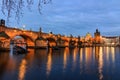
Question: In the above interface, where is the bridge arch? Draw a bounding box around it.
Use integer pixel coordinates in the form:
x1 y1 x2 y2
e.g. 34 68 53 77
47 37 56 47
11 34 35 47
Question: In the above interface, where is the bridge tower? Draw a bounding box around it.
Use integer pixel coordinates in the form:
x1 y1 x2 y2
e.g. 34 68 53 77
0 19 5 26
0 19 6 32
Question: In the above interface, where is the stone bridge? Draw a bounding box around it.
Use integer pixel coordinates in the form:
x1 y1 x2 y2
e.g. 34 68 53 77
0 19 79 48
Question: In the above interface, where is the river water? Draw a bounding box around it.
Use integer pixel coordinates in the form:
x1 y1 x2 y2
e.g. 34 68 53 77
0 47 120 80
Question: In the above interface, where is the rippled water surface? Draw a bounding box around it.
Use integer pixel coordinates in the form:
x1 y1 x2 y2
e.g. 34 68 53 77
0 47 120 80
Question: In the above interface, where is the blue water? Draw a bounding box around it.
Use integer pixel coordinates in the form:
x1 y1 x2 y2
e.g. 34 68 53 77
0 47 120 80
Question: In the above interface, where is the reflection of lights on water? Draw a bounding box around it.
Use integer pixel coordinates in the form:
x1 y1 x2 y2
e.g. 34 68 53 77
85 47 91 62
111 47 115 63
80 48 83 62
106 47 109 61
18 59 27 80
85 48 88 62
72 48 78 71
63 48 69 70
93 47 95 55
98 47 103 80
80 48 83 74
63 51 67 69
73 48 77 63
46 48 52 76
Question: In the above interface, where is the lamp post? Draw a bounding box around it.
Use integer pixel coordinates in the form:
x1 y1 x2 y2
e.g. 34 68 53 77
23 25 26 30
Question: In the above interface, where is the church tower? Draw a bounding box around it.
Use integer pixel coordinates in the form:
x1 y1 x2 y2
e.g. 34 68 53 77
94 29 101 44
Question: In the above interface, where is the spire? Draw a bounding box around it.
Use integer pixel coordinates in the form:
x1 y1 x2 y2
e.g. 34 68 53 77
40 27 42 33
96 29 98 32
78 35 80 41
39 27 42 38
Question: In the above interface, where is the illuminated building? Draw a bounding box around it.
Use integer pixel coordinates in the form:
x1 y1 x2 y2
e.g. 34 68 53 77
85 32 92 41
94 29 101 44
101 36 119 46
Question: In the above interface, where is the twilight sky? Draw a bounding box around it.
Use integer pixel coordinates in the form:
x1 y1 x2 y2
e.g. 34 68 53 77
1 0 120 36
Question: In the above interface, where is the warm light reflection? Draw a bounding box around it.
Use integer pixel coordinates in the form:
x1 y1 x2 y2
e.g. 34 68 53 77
18 59 27 80
111 47 115 62
106 47 109 61
25 49 34 65
85 48 88 62
95 47 99 53
93 47 95 55
46 48 52 76
79 48 83 74
73 48 77 63
63 47 69 69
95 47 99 60
5 55 16 72
98 47 103 80
85 47 92 62
80 48 83 62
72 48 78 71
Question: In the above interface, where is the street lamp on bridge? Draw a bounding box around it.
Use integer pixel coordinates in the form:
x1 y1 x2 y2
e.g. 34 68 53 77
22 25 26 30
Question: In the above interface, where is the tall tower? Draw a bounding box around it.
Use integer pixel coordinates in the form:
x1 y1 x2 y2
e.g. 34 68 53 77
94 29 101 43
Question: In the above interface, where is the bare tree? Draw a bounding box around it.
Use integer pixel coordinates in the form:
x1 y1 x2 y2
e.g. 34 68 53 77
1 0 51 22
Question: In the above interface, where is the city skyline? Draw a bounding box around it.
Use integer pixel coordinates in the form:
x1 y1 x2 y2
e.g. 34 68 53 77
1 0 120 36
